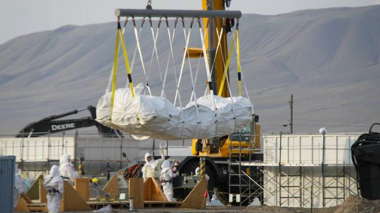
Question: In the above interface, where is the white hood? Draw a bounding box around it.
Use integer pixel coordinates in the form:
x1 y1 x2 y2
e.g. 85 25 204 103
161 160 171 173
44 165 61 186
60 154 71 165
145 152 159 168
50 165 60 177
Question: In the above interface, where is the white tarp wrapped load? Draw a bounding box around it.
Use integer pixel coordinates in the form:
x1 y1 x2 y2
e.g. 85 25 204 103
96 84 254 140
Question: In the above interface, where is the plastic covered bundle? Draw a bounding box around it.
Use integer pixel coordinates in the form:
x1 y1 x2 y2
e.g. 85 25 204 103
96 84 254 140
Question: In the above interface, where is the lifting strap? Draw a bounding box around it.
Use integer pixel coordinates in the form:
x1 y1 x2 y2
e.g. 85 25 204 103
119 23 135 98
229 20 252 114
174 18 194 106
215 20 238 132
198 18 216 111
217 29 237 96
179 18 201 129
110 21 121 120
189 55 202 103
130 19 146 75
215 20 233 97
132 18 152 96
146 18 163 95
164 18 185 124
106 18 128 95
110 20 135 121
160 18 175 98
234 20 251 105
199 18 219 136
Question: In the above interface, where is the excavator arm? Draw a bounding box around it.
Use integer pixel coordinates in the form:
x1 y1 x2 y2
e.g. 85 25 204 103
16 106 122 138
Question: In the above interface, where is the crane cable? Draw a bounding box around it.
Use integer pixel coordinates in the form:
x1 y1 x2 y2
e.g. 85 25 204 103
164 17 185 127
174 18 194 106
129 19 146 78
160 18 177 98
146 17 163 96
179 18 202 133
132 18 152 96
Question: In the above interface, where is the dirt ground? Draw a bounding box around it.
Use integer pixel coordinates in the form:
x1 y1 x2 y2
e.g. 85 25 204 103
20 196 380 213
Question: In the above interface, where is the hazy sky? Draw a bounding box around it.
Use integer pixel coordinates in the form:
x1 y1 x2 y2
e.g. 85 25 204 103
1 0 380 44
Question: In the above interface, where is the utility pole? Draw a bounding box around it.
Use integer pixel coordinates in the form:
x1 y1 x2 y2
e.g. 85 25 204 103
289 95 293 134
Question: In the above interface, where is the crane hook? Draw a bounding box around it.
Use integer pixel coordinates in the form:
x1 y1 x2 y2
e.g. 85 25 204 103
146 0 152 10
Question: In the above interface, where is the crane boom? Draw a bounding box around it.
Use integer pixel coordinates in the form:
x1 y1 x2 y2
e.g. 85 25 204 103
202 0 230 97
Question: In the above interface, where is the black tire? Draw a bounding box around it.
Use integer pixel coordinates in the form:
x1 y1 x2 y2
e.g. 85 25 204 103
175 159 215 201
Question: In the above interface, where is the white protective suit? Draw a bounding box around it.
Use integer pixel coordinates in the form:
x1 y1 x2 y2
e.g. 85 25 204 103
160 160 177 202
142 149 165 181
195 167 211 206
59 154 79 184
44 165 64 213
14 164 25 208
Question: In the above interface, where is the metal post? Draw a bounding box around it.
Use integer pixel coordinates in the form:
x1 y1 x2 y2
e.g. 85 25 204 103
343 166 346 201
62 130 65 155
21 131 24 170
279 131 283 207
311 168 314 213
238 132 242 206
300 167 302 207
47 131 50 171
322 132 326 208
200 157 206 179
289 95 293 134
152 139 155 156
73 131 78 169
120 136 123 169
229 136 233 204
249 120 254 204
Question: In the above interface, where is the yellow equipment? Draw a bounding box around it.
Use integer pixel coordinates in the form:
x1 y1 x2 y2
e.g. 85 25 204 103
188 0 261 158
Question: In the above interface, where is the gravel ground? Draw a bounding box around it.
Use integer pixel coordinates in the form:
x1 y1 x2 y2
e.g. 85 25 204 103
19 196 380 213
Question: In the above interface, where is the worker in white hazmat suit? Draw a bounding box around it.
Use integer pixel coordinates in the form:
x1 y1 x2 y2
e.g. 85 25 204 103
14 164 25 208
142 148 165 181
59 154 79 184
195 167 211 206
160 160 177 201
44 165 64 213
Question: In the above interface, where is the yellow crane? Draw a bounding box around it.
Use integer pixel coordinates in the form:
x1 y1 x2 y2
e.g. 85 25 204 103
175 0 263 206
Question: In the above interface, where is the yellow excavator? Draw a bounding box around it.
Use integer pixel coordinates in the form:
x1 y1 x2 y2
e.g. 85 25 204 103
174 0 263 206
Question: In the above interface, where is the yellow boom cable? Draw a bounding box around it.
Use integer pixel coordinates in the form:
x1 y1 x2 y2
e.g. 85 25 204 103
218 30 237 96
110 24 120 121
